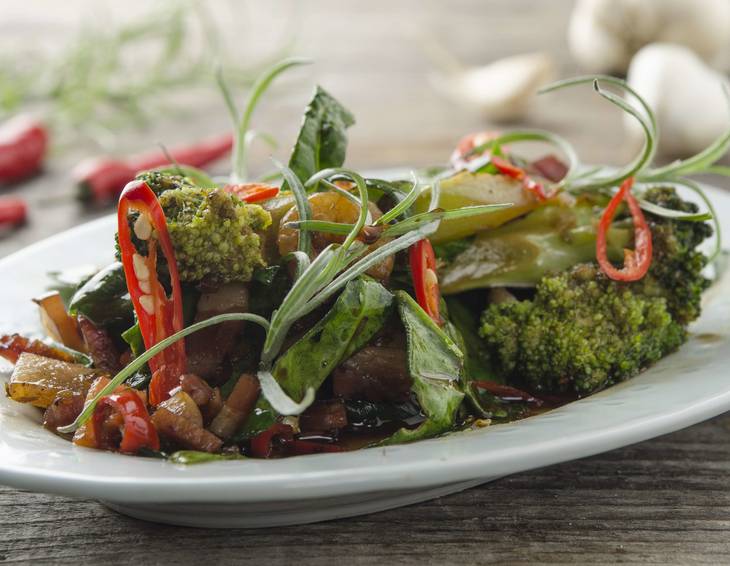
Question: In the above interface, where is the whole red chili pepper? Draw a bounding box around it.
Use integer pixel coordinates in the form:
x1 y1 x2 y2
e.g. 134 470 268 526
75 132 233 204
117 180 186 405
0 197 27 227
92 389 159 454
596 176 653 282
223 183 280 203
0 116 48 184
409 239 442 325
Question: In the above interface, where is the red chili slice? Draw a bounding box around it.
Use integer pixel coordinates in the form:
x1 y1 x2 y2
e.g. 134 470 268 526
409 239 441 325
490 156 550 202
117 180 186 405
249 423 294 458
223 183 280 203
92 389 159 454
450 131 501 170
596 176 653 282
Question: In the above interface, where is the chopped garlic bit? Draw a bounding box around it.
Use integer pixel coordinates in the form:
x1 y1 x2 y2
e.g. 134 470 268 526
132 253 150 281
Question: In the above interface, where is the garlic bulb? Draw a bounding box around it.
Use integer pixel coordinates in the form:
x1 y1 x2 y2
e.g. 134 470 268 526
569 0 730 73
625 43 730 156
429 52 555 122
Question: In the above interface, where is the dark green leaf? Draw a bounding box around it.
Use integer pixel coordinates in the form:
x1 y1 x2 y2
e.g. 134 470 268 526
382 291 465 444
68 262 133 328
288 86 355 186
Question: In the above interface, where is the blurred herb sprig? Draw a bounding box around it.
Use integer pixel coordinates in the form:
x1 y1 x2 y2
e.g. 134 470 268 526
0 1 293 148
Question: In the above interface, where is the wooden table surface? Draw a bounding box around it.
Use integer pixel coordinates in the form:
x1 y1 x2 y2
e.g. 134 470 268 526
1 1 729 564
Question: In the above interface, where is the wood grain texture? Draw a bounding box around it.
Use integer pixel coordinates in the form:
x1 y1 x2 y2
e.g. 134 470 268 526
1 0 730 564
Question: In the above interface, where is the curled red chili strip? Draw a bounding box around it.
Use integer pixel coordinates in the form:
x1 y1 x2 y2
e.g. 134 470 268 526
117 180 186 405
596 177 653 282
450 131 501 170
92 389 159 454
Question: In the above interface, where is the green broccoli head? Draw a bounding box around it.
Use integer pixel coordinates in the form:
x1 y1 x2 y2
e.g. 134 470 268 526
478 186 712 394
135 171 191 195
116 173 271 285
158 186 271 285
640 187 713 325
480 264 686 393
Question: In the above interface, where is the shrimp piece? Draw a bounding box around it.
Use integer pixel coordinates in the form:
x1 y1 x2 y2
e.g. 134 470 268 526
278 192 394 282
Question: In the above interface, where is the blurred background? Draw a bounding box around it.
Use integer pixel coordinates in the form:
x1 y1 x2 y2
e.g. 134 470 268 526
1 0 729 257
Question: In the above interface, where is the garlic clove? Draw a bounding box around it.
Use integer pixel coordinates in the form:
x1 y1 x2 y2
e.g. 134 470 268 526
625 43 730 157
569 0 730 74
430 52 555 122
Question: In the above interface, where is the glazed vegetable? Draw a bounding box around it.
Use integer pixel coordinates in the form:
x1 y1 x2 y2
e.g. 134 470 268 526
596 177 653 282
117 180 186 405
413 172 538 244
33 292 86 352
0 334 88 365
0 116 48 184
383 292 464 444
6 353 104 408
438 198 632 294
74 133 233 204
0 197 27 227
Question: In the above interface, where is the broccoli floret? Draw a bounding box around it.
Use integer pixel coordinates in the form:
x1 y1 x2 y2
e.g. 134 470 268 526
480 264 686 393
158 186 270 285
136 171 191 195
116 173 271 285
478 187 712 394
639 187 713 325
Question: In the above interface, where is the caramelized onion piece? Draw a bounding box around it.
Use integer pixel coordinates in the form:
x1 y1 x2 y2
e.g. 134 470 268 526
151 407 223 453
209 374 260 440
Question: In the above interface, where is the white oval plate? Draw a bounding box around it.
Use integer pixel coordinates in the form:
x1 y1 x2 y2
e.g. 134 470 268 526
1 180 729 528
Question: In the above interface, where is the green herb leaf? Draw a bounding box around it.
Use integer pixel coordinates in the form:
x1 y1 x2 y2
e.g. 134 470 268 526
68 262 133 328
288 86 355 186
273 277 394 403
382 291 465 444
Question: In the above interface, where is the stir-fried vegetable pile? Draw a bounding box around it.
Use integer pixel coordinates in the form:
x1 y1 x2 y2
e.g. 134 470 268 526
1 61 727 462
